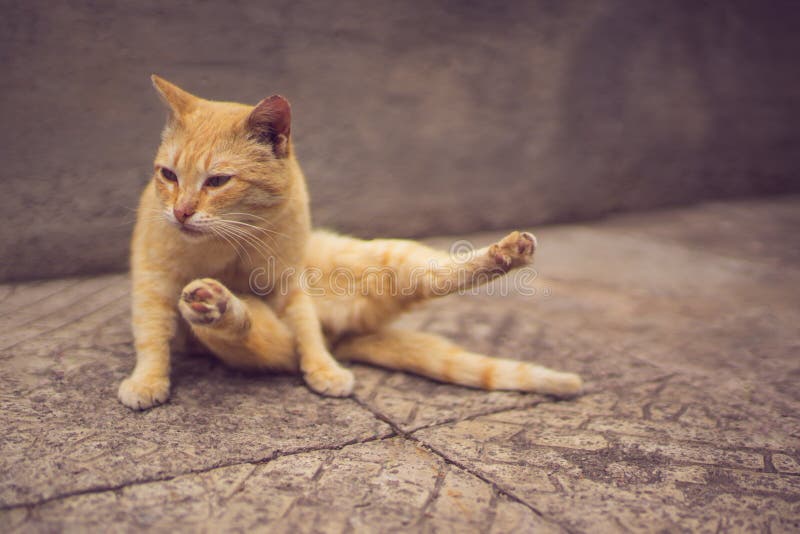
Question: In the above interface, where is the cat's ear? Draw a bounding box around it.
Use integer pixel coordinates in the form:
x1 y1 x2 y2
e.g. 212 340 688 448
151 75 198 119
247 95 291 158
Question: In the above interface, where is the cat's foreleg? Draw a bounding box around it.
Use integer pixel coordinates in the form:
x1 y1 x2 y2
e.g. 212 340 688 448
178 279 296 371
282 289 355 396
118 274 178 410
178 278 352 394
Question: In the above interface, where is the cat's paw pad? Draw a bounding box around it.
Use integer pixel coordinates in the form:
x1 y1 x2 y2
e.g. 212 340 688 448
304 366 355 397
179 279 230 325
489 231 537 269
118 376 170 410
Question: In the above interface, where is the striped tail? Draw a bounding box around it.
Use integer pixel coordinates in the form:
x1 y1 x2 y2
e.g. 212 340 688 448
333 328 583 397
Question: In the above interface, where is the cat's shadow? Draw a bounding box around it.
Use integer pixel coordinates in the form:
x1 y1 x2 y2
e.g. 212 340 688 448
170 348 303 390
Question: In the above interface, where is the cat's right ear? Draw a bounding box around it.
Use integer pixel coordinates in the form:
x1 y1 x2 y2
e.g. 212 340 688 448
247 95 291 158
151 75 198 119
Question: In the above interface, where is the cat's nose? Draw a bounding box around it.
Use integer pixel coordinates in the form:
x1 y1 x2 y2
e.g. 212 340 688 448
173 205 196 223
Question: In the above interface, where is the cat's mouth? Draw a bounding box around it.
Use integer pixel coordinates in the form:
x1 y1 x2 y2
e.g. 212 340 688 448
178 224 207 238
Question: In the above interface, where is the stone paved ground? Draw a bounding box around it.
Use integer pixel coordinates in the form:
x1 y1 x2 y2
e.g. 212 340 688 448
1 196 799 532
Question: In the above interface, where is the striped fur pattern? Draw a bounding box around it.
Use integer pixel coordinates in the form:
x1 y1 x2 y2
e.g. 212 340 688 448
118 76 582 410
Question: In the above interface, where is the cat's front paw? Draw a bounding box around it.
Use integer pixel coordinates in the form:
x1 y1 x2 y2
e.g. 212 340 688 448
118 376 170 410
179 278 230 325
489 231 537 270
304 366 355 397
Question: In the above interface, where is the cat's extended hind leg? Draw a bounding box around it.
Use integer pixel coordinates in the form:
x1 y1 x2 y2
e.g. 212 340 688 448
178 279 297 372
310 230 538 337
412 230 537 299
334 328 582 397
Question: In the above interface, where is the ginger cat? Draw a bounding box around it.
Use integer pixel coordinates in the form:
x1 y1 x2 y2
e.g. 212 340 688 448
118 76 583 410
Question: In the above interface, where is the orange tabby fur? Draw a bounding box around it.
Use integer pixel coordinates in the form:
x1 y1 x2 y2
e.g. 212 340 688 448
118 76 582 410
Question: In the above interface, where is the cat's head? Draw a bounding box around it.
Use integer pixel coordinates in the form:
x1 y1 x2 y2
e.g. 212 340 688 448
149 75 294 239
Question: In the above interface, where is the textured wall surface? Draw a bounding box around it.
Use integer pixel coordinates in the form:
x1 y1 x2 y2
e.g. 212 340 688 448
1 0 799 281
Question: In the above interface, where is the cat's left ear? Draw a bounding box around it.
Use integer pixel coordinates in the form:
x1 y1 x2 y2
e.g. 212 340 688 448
247 95 291 158
151 75 199 119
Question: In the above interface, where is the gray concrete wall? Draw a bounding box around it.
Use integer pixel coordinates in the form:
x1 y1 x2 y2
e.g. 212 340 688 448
1 0 799 281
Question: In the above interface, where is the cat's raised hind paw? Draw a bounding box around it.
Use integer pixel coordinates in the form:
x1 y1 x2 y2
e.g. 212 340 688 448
488 231 537 270
179 278 231 326
118 375 170 410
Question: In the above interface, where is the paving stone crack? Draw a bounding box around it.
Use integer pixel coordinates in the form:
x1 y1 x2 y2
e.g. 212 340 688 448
414 462 446 527
0 430 396 511
413 437 575 533
350 396 573 531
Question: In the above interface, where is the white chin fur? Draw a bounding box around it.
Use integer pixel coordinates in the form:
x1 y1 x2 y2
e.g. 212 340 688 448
179 228 208 240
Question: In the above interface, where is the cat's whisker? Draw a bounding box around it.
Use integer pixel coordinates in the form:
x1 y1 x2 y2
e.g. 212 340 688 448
219 223 285 266
218 213 292 239
134 215 167 226
218 218 275 235
220 210 290 229
211 226 246 263
216 219 290 247
223 208 293 224
213 223 254 263
220 212 273 224
223 228 274 263
215 222 271 264
117 203 156 215
142 209 166 217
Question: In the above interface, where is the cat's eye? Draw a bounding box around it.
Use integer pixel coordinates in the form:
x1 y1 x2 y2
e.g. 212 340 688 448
205 175 232 188
160 167 178 182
